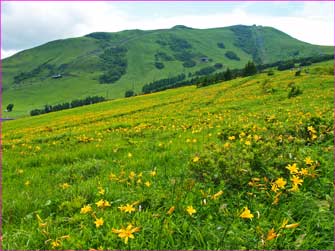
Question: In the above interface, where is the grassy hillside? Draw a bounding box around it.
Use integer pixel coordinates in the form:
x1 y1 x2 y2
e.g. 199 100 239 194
2 25 333 117
2 60 334 250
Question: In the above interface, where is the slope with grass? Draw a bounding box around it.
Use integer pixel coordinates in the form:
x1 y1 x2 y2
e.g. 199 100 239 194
2 60 334 250
2 25 333 117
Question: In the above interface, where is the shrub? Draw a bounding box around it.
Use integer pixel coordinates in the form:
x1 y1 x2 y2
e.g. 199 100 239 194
225 51 240 61
125 90 136 98
6 104 14 112
243 61 257 76
217 42 225 49
288 84 303 98
267 70 275 76
214 63 223 69
183 60 196 68
155 62 165 69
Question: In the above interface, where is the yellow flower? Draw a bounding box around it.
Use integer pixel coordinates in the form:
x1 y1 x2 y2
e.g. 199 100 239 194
274 177 287 189
304 157 314 165
271 183 279 192
25 180 31 186
95 199 111 208
299 168 309 176
239 132 246 138
150 170 157 177
307 126 316 134
128 152 132 158
112 224 140 244
224 142 230 148
211 190 224 200
245 140 251 146
291 175 303 186
253 135 260 141
145 181 151 187
228 135 235 140
240 207 254 219
80 205 92 214
51 240 61 248
98 187 105 195
186 205 196 216
94 218 104 228
118 204 136 213
167 206 175 215
129 171 136 180
284 222 300 229
266 228 277 241
60 183 70 189
289 184 300 192
286 163 299 174
192 156 200 163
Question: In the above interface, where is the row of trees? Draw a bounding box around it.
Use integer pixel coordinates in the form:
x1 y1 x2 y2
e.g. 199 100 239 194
142 73 186 94
30 96 106 116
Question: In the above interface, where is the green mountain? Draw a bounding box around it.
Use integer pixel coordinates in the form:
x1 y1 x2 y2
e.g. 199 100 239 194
2 25 333 117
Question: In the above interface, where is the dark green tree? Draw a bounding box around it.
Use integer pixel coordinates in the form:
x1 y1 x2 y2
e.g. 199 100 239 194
125 90 135 98
6 104 14 112
243 61 257 76
224 68 233 81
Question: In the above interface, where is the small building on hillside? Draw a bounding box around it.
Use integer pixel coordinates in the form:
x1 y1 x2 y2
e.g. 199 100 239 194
200 57 210 62
52 74 62 79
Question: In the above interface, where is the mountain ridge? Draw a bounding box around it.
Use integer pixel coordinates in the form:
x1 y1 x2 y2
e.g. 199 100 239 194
2 25 333 117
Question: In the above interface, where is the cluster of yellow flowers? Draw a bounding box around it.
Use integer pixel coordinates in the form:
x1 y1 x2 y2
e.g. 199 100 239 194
108 169 156 187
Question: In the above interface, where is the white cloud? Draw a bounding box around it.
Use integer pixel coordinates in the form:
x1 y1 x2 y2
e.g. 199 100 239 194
2 2 130 51
1 48 19 59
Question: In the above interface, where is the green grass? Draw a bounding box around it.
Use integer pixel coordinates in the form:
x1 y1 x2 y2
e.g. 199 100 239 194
2 25 333 118
2 60 334 250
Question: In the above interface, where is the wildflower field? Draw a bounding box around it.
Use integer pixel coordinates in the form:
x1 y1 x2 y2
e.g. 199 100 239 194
2 60 334 250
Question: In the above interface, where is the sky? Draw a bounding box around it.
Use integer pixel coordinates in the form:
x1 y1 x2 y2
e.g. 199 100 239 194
1 1 334 59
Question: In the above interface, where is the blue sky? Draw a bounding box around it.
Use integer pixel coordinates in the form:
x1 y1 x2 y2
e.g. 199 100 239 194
1 1 334 58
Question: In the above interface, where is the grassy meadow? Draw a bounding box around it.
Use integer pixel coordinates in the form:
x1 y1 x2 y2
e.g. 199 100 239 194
2 60 334 250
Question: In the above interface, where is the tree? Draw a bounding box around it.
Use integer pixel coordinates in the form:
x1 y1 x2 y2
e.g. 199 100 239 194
243 61 257 76
125 90 135 98
6 104 14 112
224 68 232 81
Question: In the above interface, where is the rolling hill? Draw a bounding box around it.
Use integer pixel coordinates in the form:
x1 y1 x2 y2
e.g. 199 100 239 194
2 25 333 117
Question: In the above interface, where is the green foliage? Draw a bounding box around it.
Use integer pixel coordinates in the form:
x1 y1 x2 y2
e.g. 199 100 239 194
6 103 14 112
142 73 186 93
154 52 173 61
225 51 240 61
243 61 258 76
267 70 275 76
85 32 112 40
30 96 106 116
195 66 216 76
154 62 165 69
217 42 225 49
125 90 136 98
277 61 295 71
214 63 223 69
183 60 196 68
229 25 263 64
99 47 128 84
288 83 303 98
224 68 233 81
